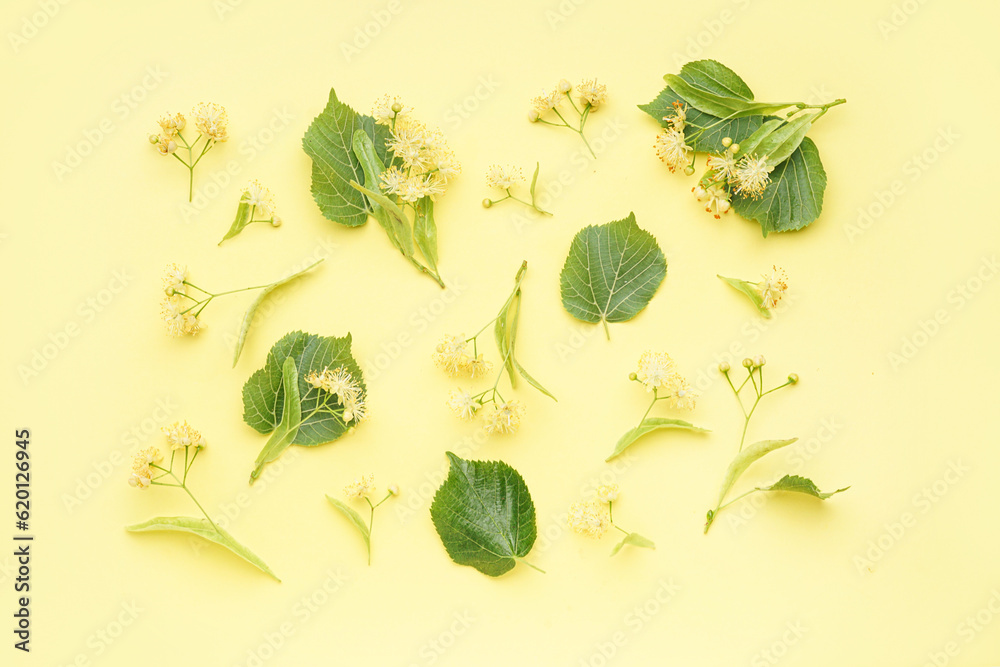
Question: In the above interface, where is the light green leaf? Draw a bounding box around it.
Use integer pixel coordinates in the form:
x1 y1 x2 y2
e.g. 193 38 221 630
219 200 252 245
349 179 415 257
350 130 414 256
242 331 309 433
717 274 770 319
559 213 667 338
663 73 789 120
413 197 439 271
326 495 371 561
302 87 395 227
714 438 798 509
750 111 816 167
430 452 540 577
529 162 540 202
756 474 850 500
610 532 656 556
732 138 827 236
507 281 556 401
126 516 280 581
732 118 784 158
250 356 301 484
232 259 324 367
606 417 709 461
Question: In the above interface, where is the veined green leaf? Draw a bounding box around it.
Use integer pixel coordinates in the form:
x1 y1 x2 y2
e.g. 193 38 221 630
349 180 415 257
430 452 539 577
606 417 709 461
664 74 789 120
610 532 656 556
757 474 850 500
414 197 439 272
250 356 301 484
732 118 784 158
233 259 324 367
717 275 769 319
126 516 280 581
559 213 666 338
749 111 816 167
714 438 798 509
219 200 253 245
351 129 414 256
732 138 827 236
326 495 371 561
302 88 395 227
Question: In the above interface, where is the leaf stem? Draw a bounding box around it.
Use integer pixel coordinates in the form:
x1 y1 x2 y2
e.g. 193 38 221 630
515 557 546 574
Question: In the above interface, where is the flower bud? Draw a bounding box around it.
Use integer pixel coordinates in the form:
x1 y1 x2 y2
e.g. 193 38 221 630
527 110 540 123
388 484 400 496
684 165 696 175
558 79 572 93
148 134 159 144
729 143 740 154
718 362 730 373
718 199 731 214
391 102 403 113
271 216 283 228
787 373 799 384
692 186 708 201
628 372 638 381
742 358 753 368
482 198 492 209
721 137 733 147
753 355 766 367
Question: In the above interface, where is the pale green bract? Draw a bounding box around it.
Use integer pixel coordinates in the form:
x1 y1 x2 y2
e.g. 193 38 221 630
430 452 540 577
325 495 371 555
606 418 709 461
125 516 280 581
757 474 850 500
610 532 656 557
559 213 667 339
717 274 770 319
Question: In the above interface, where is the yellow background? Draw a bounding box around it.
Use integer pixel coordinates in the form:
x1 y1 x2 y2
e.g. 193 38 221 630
4 0 999 664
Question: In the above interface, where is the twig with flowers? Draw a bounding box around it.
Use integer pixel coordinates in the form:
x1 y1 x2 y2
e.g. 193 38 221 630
528 78 608 158
326 475 399 565
125 421 279 581
482 163 551 215
148 103 229 202
703 356 848 534
159 260 323 366
718 266 788 319
606 352 709 461
568 484 655 556
435 261 556 436
219 179 283 244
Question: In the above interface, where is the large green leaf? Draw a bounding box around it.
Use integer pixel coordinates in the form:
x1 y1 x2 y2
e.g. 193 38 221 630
302 88 395 227
241 331 364 446
232 260 324 367
559 213 667 338
732 138 827 236
430 452 539 577
126 516 280 581
606 418 709 461
757 474 849 500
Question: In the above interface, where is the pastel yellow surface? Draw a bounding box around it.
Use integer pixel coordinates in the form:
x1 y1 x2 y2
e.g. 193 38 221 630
3 0 998 664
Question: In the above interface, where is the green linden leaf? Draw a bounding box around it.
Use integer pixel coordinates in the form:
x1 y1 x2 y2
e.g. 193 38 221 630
756 474 850 500
302 87 396 227
610 532 656 557
241 331 365 446
606 418 709 462
559 213 667 339
430 452 539 577
717 274 770 319
732 137 827 237
232 259 324 367
126 516 280 581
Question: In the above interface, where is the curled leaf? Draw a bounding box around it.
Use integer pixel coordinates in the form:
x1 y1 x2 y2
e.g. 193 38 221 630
606 417 709 461
756 474 849 500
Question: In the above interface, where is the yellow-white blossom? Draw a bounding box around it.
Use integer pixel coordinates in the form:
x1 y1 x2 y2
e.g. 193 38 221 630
162 421 206 450
158 112 186 138
154 134 178 156
447 389 480 420
636 351 678 392
432 334 469 376
372 94 410 126
484 400 525 435
596 484 619 503
485 165 524 191
757 266 788 309
345 473 375 499
662 380 697 410
694 183 731 219
531 88 562 114
664 101 687 131
160 296 203 337
654 128 692 173
192 102 229 142
567 500 610 538
732 154 773 199
162 263 187 295
577 78 607 108
463 354 493 379
243 179 276 217
706 151 738 181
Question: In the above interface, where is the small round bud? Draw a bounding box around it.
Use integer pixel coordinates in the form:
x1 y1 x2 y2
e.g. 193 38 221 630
557 79 572 93
729 143 740 154
271 216 282 228
628 372 638 381
753 355 766 367
390 102 403 113
482 198 492 209
684 165 696 176
718 362 730 373
718 199 731 214
721 137 733 147
388 484 400 496
148 134 159 144
164 287 176 296
692 185 708 201
527 110 540 123
787 373 799 384
742 358 753 368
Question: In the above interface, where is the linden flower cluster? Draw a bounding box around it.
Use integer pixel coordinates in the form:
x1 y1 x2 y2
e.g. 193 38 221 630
244 179 281 226
482 163 551 215
128 421 206 491
305 366 369 423
334 474 399 565
160 263 204 337
633 351 697 409
149 103 230 201
373 96 460 203
528 78 607 158
567 498 611 538
433 334 494 378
